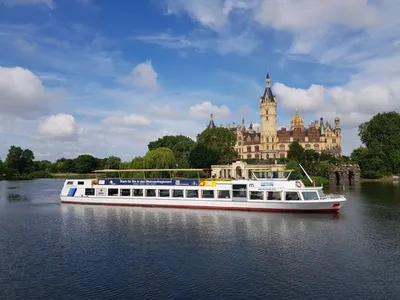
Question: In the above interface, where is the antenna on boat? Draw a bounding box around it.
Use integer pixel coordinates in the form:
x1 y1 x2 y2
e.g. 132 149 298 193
299 163 316 187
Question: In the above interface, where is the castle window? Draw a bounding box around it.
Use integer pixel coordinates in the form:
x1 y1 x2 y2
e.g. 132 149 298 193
333 138 336 143
279 144 285 150
314 144 320 151
255 146 259 152
305 144 310 150
247 154 251 158
247 146 251 152
280 153 285 158
255 154 259 159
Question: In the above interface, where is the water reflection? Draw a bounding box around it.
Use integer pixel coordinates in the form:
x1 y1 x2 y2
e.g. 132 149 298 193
60 204 343 246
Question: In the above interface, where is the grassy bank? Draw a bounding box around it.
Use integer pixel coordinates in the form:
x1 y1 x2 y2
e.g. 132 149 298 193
361 176 398 183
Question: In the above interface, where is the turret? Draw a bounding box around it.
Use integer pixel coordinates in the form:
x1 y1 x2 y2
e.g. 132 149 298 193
207 113 216 129
334 115 340 129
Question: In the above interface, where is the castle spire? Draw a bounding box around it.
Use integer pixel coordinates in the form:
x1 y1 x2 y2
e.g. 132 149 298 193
260 72 275 104
207 113 216 129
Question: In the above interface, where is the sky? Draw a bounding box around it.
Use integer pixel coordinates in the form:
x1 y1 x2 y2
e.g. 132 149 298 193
0 0 399 162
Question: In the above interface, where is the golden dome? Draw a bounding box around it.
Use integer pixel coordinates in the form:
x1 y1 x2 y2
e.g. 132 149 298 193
290 109 305 130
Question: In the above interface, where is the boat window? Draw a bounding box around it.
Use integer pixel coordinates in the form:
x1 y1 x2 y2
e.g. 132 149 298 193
120 189 131 197
232 184 247 197
108 188 119 196
146 189 156 197
285 192 300 200
302 191 319 200
317 190 326 199
250 191 263 200
133 189 143 197
66 181 73 185
186 190 199 198
159 189 170 197
267 191 281 200
173 190 184 198
218 190 230 199
202 190 214 198
78 181 84 185
85 188 95 196
97 188 106 196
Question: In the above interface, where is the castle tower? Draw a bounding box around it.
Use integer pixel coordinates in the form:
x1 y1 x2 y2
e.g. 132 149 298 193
207 114 216 129
260 73 278 159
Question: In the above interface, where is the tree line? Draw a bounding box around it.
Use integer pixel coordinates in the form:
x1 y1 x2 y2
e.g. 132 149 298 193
0 111 398 180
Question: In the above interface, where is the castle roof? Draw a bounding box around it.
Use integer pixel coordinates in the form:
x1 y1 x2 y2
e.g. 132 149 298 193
260 73 275 103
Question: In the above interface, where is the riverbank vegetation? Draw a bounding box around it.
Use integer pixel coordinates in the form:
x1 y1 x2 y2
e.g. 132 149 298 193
0 112 398 181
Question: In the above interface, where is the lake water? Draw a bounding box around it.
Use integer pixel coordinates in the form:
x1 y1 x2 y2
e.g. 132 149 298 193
0 179 399 300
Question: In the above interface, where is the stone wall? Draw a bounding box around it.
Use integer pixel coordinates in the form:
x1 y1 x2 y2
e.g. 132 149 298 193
329 164 361 186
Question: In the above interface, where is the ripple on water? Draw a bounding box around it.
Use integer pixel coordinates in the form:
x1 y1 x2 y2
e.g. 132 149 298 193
0 181 400 299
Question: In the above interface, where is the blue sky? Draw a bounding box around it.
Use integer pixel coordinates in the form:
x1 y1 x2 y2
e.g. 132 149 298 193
0 0 399 161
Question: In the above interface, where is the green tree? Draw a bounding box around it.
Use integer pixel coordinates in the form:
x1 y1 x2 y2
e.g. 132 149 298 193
351 147 387 179
33 160 52 172
51 158 74 173
287 141 305 161
74 154 98 174
196 127 238 164
189 143 219 168
359 111 400 175
148 135 196 167
5 146 35 175
144 147 176 169
0 159 3 177
102 156 121 169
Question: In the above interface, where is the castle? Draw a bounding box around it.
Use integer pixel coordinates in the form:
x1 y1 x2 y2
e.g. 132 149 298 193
207 73 342 160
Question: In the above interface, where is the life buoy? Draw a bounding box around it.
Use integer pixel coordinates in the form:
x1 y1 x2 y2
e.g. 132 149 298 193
92 179 98 185
295 181 302 188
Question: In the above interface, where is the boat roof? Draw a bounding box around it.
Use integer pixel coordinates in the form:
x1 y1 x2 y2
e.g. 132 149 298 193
93 168 206 173
93 168 295 173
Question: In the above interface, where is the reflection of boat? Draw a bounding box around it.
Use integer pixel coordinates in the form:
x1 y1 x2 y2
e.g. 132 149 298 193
60 166 346 213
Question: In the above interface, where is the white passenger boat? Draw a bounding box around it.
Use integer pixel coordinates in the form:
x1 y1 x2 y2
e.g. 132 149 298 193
60 166 346 213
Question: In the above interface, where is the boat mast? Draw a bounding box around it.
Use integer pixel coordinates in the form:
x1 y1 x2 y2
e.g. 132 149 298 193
299 164 316 186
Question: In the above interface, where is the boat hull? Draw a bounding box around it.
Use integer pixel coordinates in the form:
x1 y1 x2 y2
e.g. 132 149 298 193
60 196 345 213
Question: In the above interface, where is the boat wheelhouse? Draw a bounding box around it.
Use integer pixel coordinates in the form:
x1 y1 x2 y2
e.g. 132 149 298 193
60 167 346 213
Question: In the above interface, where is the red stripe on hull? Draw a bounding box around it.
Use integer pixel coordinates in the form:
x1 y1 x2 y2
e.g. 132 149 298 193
60 200 340 214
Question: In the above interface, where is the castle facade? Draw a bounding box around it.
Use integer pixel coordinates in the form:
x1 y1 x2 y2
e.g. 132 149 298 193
207 73 342 160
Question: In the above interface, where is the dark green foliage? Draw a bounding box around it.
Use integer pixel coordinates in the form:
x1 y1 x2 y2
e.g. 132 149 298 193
189 143 219 168
4 146 35 175
73 154 99 174
357 111 400 176
148 135 195 168
287 141 305 161
195 127 238 165
351 147 387 179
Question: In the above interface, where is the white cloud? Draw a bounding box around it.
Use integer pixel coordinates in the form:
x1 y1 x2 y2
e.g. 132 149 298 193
130 61 159 91
38 114 79 140
254 0 380 31
0 0 54 8
102 113 151 126
0 66 56 117
164 0 248 31
188 101 231 119
134 32 258 56
147 104 178 118
273 83 325 112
